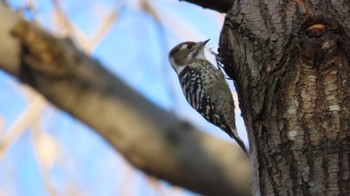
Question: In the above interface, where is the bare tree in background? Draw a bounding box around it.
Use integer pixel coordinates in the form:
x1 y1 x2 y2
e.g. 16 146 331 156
0 0 350 195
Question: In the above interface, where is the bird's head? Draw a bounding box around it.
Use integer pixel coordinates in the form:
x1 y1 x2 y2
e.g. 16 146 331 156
168 39 209 74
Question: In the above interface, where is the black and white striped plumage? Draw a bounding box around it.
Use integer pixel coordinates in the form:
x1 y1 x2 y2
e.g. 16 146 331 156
168 40 247 154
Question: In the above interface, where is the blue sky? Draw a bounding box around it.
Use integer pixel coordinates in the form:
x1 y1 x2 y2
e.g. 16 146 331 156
0 0 247 195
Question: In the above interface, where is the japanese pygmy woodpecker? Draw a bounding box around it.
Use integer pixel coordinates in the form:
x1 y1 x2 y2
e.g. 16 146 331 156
168 40 247 154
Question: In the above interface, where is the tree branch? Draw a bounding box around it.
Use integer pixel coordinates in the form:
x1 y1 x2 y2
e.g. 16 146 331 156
180 0 234 13
0 4 251 196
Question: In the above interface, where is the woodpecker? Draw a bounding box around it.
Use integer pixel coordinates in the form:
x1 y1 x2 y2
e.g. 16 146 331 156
168 39 247 154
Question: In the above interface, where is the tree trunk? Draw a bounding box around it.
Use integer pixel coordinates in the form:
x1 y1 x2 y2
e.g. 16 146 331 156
2 0 350 195
219 0 350 195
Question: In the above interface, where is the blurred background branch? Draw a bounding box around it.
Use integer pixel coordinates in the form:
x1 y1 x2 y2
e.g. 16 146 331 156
0 2 250 196
0 0 250 195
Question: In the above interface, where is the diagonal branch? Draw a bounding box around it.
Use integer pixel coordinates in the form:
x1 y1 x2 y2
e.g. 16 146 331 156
0 4 251 195
180 0 234 13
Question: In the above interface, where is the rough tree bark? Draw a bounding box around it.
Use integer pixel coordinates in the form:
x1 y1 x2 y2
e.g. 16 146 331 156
1 0 349 195
218 0 350 195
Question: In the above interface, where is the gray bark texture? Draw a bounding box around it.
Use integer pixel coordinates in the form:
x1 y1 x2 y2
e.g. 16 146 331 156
218 0 350 195
0 3 251 196
2 0 349 195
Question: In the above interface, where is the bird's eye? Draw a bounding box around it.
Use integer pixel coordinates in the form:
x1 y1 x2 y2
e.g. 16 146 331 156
187 44 193 49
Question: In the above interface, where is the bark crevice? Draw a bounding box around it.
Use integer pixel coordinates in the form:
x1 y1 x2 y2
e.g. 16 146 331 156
219 0 350 195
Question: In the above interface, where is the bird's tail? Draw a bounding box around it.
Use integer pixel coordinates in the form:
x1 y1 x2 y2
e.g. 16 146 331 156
229 128 248 155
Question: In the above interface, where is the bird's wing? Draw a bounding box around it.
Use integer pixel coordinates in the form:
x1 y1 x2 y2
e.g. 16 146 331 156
179 64 233 135
178 61 247 153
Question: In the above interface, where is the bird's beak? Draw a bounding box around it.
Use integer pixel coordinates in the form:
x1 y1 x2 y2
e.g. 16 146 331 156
201 39 210 46
197 39 210 50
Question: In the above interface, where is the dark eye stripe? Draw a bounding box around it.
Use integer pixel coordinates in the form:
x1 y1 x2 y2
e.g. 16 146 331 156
186 43 195 49
169 42 197 57
169 44 182 57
